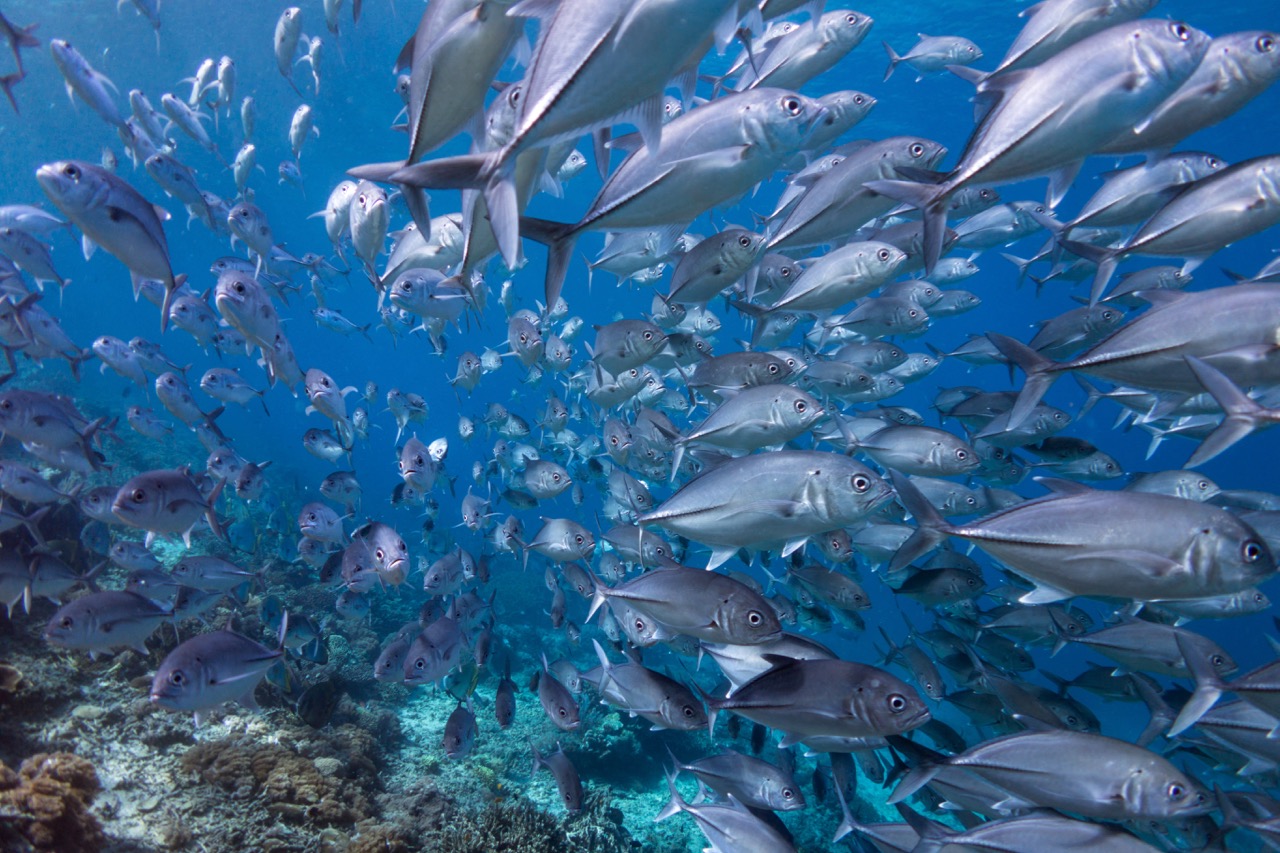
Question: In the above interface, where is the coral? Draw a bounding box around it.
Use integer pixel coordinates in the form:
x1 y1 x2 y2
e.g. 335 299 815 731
347 821 413 853
0 751 104 852
426 798 567 853
180 734 376 827
421 790 635 853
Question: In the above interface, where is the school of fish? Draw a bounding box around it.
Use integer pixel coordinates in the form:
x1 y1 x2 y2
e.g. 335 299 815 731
2 0 1280 849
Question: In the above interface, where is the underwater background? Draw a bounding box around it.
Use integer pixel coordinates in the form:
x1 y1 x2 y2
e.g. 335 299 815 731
0 0 1277 850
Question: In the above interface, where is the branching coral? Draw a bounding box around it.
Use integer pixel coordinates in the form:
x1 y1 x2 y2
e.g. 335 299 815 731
0 752 103 852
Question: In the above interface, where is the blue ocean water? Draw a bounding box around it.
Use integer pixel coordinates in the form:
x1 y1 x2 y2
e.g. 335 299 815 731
0 0 1278 850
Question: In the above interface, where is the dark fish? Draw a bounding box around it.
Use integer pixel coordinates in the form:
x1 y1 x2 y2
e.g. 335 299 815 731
294 678 341 728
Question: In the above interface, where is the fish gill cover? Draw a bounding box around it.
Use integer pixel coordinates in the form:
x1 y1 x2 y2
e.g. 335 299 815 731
0 0 1276 850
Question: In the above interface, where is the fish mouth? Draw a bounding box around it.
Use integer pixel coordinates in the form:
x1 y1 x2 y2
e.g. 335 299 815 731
901 705 932 731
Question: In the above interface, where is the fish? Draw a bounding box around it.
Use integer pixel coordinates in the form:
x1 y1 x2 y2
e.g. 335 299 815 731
112 468 224 548
884 34 983 82
869 19 1210 273
36 161 185 329
639 450 891 569
530 741 582 814
150 616 287 726
273 7 305 95
889 727 1210 821
43 590 171 658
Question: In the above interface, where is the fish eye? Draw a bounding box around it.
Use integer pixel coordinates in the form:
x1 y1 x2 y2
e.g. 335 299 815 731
1197 480 1209 490
967 46 975 53
853 94 865 104
557 707 567 717
643 330 654 340
1211 654 1225 667
1256 35 1273 52
781 267 792 278
910 143 925 157
1256 592 1267 603
887 693 907 712
747 610 763 625
132 489 146 502
1243 541 1265 562
1168 783 1184 798
852 475 870 493
60 616 73 629
782 97 802 115
795 400 807 413
1102 310 1115 320
738 235 751 248
64 164 80 179
877 248 890 261
169 670 185 685
682 705 695 717
1171 22 1190 41
767 363 779 374
782 787 794 800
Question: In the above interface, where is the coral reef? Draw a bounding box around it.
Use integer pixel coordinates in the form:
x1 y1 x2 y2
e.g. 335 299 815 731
179 721 384 827
0 751 103 852
422 789 634 853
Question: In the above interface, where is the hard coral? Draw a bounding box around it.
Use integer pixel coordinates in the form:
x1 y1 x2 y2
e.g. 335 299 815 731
180 737 374 826
0 752 104 852
425 791 635 853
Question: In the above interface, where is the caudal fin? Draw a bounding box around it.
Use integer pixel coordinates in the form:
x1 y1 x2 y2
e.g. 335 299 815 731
1184 355 1277 467
887 470 954 572
1167 632 1227 737
520 216 580 310
986 332 1064 432
1059 238 1119 305
863 176 949 274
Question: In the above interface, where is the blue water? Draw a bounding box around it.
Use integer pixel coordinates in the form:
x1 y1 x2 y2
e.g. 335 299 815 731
2 0 1280 849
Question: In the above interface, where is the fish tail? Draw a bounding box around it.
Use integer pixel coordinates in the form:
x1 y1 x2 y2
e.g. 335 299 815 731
986 332 1063 432
884 734 946 805
401 184 432 243
1167 633 1227 737
1183 356 1265 467
1060 239 1118 305
0 72 21 113
347 159 407 184
160 272 186 333
205 476 227 541
882 41 901 82
520 216 579 311
390 152 490 191
887 470 953 573
655 770 687 822
863 176 949 274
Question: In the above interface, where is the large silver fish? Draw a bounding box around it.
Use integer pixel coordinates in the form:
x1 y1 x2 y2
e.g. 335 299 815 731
869 19 1209 273
36 160 184 329
892 471 1275 604
641 450 890 569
